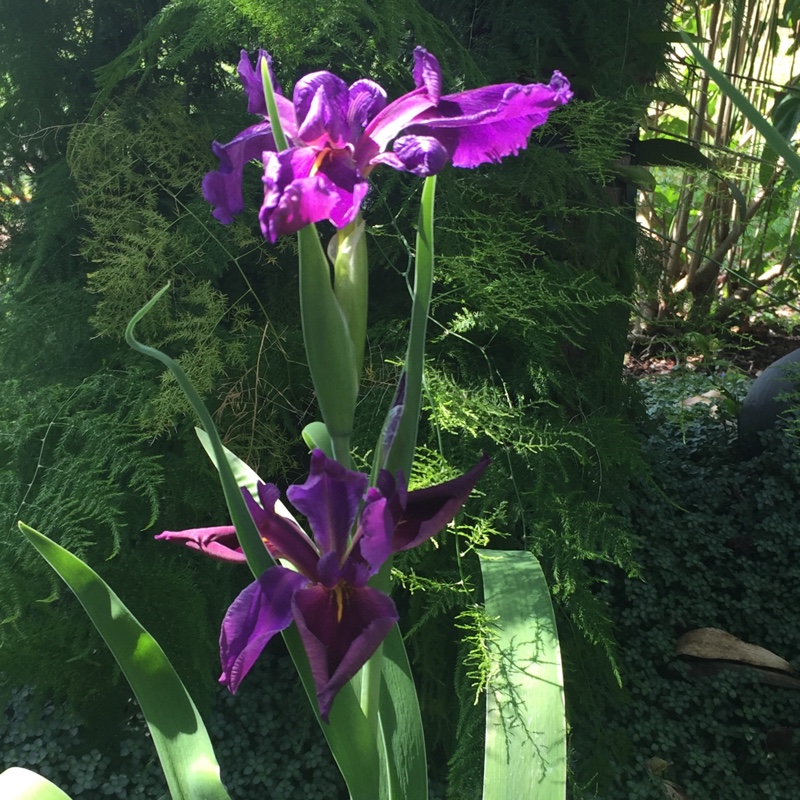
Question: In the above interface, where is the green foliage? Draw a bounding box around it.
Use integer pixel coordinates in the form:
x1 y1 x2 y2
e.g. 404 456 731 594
1 650 345 799
0 367 230 717
583 374 800 798
1 2 674 795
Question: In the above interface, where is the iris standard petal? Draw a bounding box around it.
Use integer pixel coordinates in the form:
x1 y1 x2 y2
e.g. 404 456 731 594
351 488 396 574
244 484 320 579
155 525 246 563
287 449 369 560
411 46 442 104
238 49 271 116
347 79 387 132
236 49 298 135
294 71 351 148
219 568 308 693
391 453 491 551
292 583 399 722
406 74 573 169
202 122 276 224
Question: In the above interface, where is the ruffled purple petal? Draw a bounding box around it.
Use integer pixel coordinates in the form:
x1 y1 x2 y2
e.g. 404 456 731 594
407 74 572 169
292 583 398 722
236 49 298 133
391 453 490 551
260 148 367 240
294 71 351 148
412 47 442 104
348 79 387 133
219 568 308 693
287 449 369 561
356 87 438 166
202 122 275 224
155 525 246 563
244 484 320 579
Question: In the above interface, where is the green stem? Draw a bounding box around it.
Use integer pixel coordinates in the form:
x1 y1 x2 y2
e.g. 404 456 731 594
331 435 353 469
359 642 384 738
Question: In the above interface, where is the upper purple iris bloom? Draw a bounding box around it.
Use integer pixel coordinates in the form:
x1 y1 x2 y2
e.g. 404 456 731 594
159 449 488 721
203 47 572 241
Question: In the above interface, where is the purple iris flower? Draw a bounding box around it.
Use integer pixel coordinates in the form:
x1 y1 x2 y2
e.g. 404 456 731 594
160 449 488 721
203 47 572 242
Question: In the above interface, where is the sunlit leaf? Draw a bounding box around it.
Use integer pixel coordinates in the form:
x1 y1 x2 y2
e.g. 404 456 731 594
0 768 73 800
478 549 566 800
18 523 231 800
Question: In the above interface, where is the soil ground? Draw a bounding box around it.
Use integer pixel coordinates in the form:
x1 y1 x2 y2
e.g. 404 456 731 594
625 324 800 379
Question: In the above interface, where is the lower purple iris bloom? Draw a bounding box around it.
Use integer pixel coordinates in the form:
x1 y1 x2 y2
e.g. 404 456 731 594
159 450 489 722
203 46 572 241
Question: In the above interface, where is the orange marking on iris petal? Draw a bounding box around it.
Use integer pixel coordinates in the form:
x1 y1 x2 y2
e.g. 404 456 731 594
334 584 345 623
309 148 331 177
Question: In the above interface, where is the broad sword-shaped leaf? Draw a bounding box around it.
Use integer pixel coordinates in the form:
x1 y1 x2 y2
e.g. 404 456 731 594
478 549 566 800
17 523 231 800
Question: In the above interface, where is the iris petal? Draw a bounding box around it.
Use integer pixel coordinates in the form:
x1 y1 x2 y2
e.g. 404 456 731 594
287 449 368 560
390 453 490 552
155 525 246 562
387 134 450 176
294 71 350 147
407 75 573 169
292 583 398 722
348 79 387 131
352 489 395 574
236 50 298 136
259 148 366 239
244 485 320 579
202 122 275 224
412 46 442 104
219 568 308 693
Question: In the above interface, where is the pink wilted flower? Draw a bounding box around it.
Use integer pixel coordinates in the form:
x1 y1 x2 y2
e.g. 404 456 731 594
203 47 572 241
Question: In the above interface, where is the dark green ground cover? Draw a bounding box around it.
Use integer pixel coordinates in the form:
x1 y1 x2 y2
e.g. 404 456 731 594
577 369 800 798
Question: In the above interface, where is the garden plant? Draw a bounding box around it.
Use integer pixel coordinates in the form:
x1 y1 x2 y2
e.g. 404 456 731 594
1 43 572 800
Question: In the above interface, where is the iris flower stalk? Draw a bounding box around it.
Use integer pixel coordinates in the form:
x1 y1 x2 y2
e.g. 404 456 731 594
194 42 572 737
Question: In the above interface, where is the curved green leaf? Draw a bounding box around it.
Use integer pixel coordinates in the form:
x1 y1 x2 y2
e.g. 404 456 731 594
683 36 800 178
478 550 566 800
17 523 231 800
377 625 429 800
125 285 272 579
0 768 73 800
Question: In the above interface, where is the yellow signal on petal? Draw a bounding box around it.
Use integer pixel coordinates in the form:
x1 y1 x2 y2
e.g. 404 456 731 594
334 585 345 623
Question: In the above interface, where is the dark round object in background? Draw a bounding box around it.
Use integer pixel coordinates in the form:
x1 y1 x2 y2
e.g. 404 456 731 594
738 347 800 458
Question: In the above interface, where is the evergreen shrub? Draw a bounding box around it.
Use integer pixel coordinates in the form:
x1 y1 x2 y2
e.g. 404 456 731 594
587 371 800 798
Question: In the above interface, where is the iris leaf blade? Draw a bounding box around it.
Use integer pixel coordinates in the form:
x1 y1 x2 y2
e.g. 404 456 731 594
0 768 74 800
478 549 566 800
17 522 231 800
377 625 429 800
